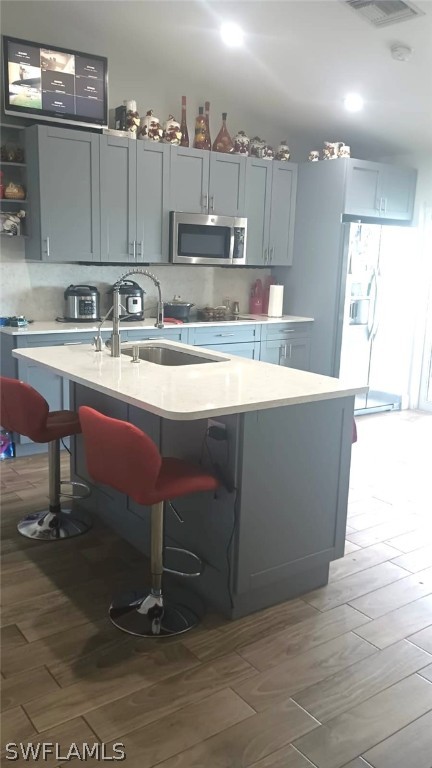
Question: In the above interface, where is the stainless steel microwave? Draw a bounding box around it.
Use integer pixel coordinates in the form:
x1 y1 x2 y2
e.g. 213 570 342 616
170 212 247 266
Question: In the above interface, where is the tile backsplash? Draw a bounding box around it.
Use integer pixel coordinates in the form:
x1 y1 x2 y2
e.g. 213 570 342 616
0 240 270 320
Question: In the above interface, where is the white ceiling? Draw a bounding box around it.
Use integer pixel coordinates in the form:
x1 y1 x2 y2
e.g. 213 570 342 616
2 0 432 157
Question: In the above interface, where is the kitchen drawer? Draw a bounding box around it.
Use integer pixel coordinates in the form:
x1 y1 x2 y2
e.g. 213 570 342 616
261 322 313 342
17 333 101 347
124 328 186 343
203 342 259 360
190 324 258 346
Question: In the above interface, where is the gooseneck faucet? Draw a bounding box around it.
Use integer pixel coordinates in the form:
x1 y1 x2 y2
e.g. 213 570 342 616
94 268 164 357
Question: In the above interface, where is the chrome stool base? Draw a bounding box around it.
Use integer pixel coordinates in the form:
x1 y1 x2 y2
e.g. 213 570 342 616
109 589 199 637
17 509 91 540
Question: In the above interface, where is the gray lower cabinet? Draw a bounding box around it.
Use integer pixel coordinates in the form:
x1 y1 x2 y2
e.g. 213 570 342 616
25 126 100 262
261 337 311 370
260 323 312 369
169 146 246 217
244 159 297 266
344 159 416 220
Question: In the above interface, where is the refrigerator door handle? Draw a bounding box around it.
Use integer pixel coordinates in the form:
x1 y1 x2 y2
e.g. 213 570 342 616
367 268 379 341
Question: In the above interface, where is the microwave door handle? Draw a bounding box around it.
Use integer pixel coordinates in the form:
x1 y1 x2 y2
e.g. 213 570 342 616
229 230 235 262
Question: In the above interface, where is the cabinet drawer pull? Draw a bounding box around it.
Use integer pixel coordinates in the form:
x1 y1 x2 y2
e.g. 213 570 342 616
216 333 235 337
63 341 82 345
282 329 296 334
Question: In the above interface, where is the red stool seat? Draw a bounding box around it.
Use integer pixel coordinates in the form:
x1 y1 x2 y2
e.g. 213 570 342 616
79 405 220 637
0 376 90 540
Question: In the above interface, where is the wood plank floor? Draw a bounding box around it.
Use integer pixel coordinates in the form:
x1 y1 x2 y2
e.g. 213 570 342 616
1 410 432 767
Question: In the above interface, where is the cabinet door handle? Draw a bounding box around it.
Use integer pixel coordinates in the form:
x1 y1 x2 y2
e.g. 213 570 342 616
210 195 215 212
137 240 143 260
269 246 274 264
129 242 135 260
63 341 82 345
44 236 50 257
202 192 208 211
216 333 235 337
264 248 268 264
382 198 387 214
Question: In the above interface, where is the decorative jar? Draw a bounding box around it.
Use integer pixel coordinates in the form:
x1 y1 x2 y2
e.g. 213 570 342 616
275 140 290 161
233 130 250 156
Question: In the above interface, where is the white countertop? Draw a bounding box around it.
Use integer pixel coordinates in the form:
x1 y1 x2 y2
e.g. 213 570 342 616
1 315 313 336
13 340 366 421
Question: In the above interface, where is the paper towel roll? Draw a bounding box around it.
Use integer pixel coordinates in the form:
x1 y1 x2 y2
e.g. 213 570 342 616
267 284 284 317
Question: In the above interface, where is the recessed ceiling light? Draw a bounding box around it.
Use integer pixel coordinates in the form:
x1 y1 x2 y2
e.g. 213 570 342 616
220 22 244 48
344 93 364 112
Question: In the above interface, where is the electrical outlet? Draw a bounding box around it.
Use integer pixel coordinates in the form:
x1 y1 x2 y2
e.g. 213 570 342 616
207 419 226 432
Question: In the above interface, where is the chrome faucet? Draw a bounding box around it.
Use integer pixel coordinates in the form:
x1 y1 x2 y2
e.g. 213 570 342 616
93 268 164 357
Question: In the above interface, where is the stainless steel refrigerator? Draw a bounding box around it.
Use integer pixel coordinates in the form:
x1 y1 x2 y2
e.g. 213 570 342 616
339 223 415 414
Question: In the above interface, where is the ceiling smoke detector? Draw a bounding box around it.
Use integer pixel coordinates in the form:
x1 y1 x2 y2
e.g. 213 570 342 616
390 43 413 60
344 0 425 27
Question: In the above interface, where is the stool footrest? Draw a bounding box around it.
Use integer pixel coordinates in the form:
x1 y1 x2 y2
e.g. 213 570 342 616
60 480 91 500
163 546 202 578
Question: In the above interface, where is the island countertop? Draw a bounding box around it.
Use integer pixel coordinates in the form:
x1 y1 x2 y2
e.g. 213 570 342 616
13 340 366 420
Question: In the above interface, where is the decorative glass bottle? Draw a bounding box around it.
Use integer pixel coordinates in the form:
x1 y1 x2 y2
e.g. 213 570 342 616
180 96 189 147
193 106 210 150
212 113 234 153
204 101 211 148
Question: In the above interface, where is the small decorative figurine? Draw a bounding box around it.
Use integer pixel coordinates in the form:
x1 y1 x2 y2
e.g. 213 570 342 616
138 110 164 141
275 140 290 161
308 150 320 162
250 136 265 158
163 115 182 145
126 111 140 138
233 130 250 156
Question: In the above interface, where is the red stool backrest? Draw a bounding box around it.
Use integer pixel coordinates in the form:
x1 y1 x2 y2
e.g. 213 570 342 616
0 376 49 442
78 406 162 503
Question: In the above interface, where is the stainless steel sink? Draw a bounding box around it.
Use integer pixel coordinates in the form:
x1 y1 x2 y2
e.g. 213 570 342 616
121 345 220 366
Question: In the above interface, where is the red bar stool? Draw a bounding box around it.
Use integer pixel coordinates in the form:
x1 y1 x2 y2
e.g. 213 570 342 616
0 376 91 540
78 405 220 637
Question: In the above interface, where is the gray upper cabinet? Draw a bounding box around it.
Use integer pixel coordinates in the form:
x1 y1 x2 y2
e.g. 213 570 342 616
25 126 100 262
244 158 272 265
100 138 170 263
100 135 136 262
345 159 416 220
136 142 170 262
208 153 246 216
169 146 246 217
268 162 297 266
245 159 297 266
169 146 209 213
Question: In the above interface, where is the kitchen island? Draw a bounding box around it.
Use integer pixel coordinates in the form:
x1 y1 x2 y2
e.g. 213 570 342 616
13 340 365 618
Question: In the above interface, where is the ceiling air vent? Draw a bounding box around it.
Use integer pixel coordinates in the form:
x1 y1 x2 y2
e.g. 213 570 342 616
345 0 425 27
